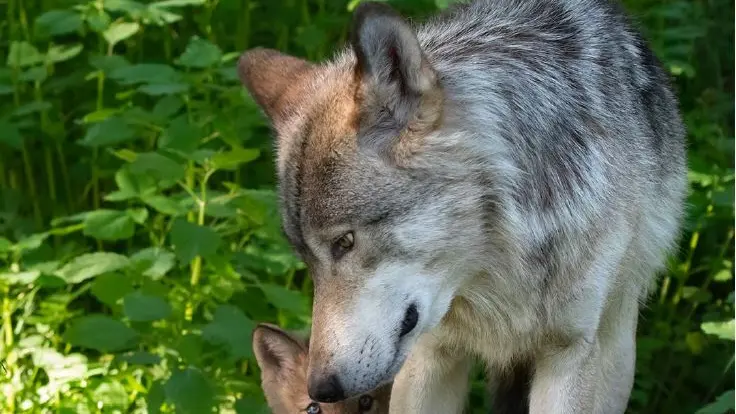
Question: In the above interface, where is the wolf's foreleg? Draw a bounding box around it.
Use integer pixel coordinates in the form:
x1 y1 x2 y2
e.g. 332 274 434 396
389 334 472 414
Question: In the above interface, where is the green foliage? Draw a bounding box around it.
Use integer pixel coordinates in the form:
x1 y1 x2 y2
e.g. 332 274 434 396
0 0 732 413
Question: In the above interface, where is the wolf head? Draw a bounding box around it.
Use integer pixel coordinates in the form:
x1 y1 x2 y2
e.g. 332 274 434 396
253 323 392 413
239 1 491 402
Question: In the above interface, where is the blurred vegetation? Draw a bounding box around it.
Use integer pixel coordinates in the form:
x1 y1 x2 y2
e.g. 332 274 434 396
0 0 732 413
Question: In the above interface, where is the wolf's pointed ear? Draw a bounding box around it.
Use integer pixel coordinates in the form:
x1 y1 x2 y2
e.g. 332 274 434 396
238 48 314 129
351 1 442 147
253 323 306 377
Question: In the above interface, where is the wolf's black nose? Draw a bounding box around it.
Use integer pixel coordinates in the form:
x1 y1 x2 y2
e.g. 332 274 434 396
308 374 345 403
399 303 419 337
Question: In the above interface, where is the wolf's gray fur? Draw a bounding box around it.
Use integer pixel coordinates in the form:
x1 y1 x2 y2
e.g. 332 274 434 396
237 0 687 412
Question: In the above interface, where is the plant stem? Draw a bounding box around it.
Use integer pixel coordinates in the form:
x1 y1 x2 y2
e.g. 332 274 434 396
185 170 213 322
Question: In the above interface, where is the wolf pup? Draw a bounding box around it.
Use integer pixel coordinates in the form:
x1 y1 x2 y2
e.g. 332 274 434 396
238 0 687 412
253 323 391 413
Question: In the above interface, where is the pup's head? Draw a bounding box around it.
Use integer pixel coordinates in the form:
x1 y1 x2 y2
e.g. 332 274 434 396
240 1 487 402
253 323 391 413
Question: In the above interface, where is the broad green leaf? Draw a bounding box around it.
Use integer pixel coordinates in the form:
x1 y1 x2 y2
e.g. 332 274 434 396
13 101 52 117
696 390 735 414
86 10 112 32
701 320 735 341
114 165 156 198
130 152 185 181
91 273 133 307
176 36 222 68
0 270 41 285
80 116 137 147
152 0 206 7
130 247 176 279
123 291 172 321
109 63 181 85
127 207 148 224
119 351 161 365
138 83 189 96
152 95 184 120
202 305 255 359
0 121 23 149
170 219 222 262
83 209 136 241
56 252 130 284
93 380 129 410
147 381 166 414
0 84 14 95
46 44 84 64
103 21 140 46
7 41 44 68
89 54 131 73
164 367 214 414
0 237 12 253
64 314 138 352
13 232 49 253
259 283 310 315
714 269 733 282
142 195 189 216
235 396 269 414
19 67 48 83
35 10 83 37
210 147 260 171
158 116 200 153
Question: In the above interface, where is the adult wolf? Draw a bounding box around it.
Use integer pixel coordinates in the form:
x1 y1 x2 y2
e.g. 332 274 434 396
237 0 687 412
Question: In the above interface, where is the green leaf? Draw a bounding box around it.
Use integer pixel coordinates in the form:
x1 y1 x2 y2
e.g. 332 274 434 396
46 44 84 64
259 283 310 315
7 41 44 68
202 305 255 359
152 0 206 7
64 314 138 352
89 54 131 73
235 396 269 414
147 381 166 414
130 247 176 280
93 380 129 410
701 319 735 341
164 367 214 414
119 351 161 365
0 237 12 253
109 63 181 85
127 207 148 224
210 147 260 170
123 291 172 321
80 116 137 147
13 101 52 117
696 390 735 414
35 10 83 37
13 233 49 253
130 152 185 181
114 165 156 198
159 116 200 153
137 83 189 96
714 269 733 282
86 10 112 32
19 67 48 83
103 21 141 46
83 209 136 241
176 36 223 68
0 270 41 285
0 121 23 149
153 95 184 120
142 195 189 216
170 219 222 263
56 252 130 284
91 273 134 307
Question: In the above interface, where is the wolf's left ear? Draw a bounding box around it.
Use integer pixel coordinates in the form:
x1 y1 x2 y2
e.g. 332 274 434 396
252 323 306 378
238 48 314 130
351 2 442 147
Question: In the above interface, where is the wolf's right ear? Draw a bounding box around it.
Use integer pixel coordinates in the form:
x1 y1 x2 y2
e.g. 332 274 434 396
350 1 442 154
238 48 314 130
252 323 306 377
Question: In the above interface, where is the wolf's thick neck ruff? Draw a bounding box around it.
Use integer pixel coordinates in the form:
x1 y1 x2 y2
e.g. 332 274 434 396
238 0 687 413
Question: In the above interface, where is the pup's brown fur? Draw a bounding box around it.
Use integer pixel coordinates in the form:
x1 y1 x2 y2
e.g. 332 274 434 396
253 323 391 414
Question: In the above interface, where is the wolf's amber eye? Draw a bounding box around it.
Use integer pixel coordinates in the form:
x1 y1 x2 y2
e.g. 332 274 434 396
331 231 355 259
358 395 373 411
305 402 321 414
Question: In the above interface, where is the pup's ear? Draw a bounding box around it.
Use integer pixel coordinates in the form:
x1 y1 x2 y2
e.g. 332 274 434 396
252 323 306 377
351 2 442 155
237 48 314 130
